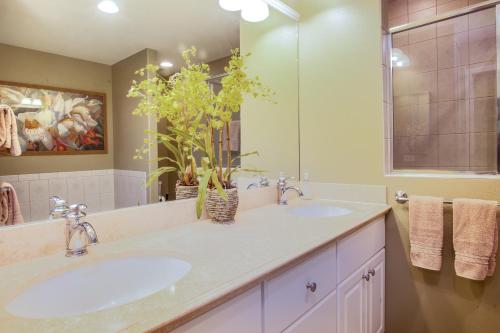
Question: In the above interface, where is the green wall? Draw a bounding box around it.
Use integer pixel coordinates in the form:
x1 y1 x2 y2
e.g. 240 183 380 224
240 7 300 179
296 0 500 332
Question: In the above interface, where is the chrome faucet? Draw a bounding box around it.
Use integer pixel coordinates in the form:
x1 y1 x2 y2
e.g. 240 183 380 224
277 175 304 205
50 197 99 257
247 176 270 190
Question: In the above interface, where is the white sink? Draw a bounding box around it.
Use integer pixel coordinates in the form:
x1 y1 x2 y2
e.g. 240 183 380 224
6 256 191 318
288 204 352 218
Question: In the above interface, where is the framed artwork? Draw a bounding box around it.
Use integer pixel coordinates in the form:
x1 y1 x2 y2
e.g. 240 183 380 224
0 81 107 155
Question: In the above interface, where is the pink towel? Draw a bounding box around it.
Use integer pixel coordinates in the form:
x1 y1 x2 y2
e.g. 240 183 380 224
409 196 444 271
453 199 497 280
0 107 5 147
0 182 24 226
0 105 22 156
0 193 8 226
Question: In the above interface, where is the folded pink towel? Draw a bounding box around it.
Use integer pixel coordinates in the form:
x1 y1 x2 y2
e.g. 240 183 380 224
453 198 497 280
0 106 6 147
0 182 24 226
488 222 498 276
0 105 22 156
0 192 8 226
409 196 444 271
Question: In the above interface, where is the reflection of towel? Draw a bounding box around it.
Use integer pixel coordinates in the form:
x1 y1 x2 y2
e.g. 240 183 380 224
0 105 21 156
0 182 24 226
222 120 240 151
453 199 498 280
0 191 8 225
409 196 444 271
0 107 5 146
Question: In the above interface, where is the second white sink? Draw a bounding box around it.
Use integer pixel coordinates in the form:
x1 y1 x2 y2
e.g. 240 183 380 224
6 256 191 318
288 204 352 218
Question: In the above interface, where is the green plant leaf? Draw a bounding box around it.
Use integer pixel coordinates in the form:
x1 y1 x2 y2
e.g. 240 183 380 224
196 170 211 219
146 166 177 187
211 171 228 201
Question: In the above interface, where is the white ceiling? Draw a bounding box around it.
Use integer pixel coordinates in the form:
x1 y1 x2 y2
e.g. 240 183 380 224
0 0 240 73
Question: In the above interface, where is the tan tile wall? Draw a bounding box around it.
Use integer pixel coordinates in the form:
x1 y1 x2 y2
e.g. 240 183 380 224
385 0 498 171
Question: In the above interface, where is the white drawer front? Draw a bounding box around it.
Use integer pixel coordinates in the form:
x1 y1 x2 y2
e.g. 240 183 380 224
264 245 337 333
283 290 337 333
172 286 262 333
337 218 385 283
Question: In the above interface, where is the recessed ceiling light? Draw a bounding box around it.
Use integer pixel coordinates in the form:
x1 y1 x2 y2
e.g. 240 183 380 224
98 0 119 14
219 0 243 11
241 0 269 23
160 61 173 68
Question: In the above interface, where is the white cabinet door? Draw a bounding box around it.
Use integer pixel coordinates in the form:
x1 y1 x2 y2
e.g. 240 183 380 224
337 265 367 333
283 290 337 333
367 250 385 333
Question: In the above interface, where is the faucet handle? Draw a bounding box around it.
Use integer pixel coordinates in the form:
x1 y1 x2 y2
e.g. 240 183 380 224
51 196 66 206
259 176 270 186
50 196 69 217
278 175 295 184
67 203 87 220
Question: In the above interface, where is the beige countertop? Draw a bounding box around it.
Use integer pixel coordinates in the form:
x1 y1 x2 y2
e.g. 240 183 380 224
0 199 390 333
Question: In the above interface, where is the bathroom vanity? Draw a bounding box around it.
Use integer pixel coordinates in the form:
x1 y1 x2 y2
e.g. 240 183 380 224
0 195 389 333
172 215 386 333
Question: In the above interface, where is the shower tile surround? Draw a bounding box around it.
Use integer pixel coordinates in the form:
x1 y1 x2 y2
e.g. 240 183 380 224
0 169 147 222
384 0 498 172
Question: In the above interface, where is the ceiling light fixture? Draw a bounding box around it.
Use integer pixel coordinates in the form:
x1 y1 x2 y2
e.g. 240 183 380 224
219 0 243 11
160 61 173 68
98 0 119 14
241 0 269 22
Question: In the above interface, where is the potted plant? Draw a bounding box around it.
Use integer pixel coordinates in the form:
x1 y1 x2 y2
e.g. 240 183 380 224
130 47 273 220
189 49 274 222
128 48 212 199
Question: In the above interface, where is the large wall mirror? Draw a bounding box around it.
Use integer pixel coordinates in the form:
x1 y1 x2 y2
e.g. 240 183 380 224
0 0 299 227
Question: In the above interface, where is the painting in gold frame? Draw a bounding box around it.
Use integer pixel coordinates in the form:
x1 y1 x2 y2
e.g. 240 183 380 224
0 81 107 155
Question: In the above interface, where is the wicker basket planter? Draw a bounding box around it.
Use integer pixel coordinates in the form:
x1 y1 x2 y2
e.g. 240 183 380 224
206 187 239 223
175 182 198 200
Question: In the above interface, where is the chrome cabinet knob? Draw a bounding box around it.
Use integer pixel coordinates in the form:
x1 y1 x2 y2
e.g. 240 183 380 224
306 282 317 292
368 269 376 277
362 273 370 282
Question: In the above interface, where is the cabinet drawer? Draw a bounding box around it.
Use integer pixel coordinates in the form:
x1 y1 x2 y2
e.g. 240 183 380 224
264 245 337 333
172 286 262 333
283 290 337 333
337 217 385 283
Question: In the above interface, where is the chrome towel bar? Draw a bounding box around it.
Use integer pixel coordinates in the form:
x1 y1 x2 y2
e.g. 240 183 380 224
394 191 500 207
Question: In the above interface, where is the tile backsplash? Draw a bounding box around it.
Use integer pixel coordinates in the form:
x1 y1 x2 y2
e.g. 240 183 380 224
0 169 147 222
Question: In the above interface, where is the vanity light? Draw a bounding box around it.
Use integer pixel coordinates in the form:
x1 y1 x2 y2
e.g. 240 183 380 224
219 0 243 11
160 61 174 68
97 0 119 14
396 61 403 67
241 0 270 22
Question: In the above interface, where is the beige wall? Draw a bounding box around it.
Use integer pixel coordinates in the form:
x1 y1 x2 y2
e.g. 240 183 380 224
112 48 158 202
0 43 113 175
297 0 500 332
240 8 300 179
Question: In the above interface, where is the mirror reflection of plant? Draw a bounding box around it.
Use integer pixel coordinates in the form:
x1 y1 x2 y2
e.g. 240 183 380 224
129 47 274 219
192 49 275 217
128 48 213 187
